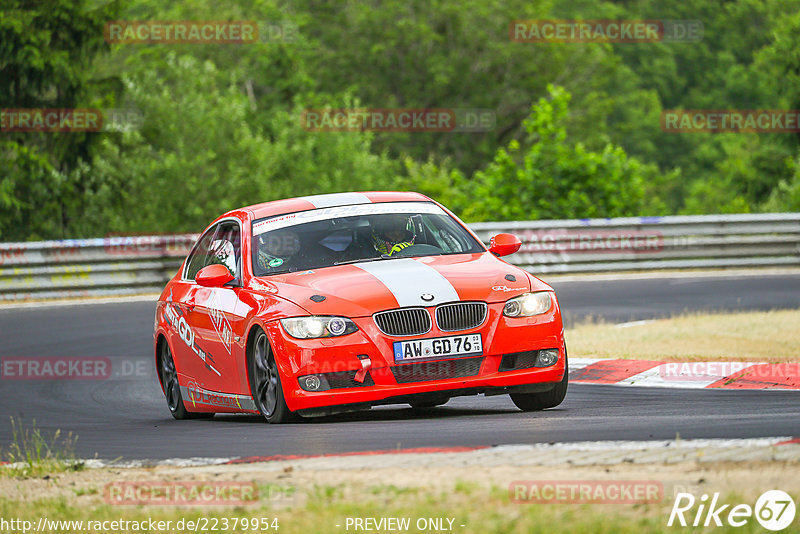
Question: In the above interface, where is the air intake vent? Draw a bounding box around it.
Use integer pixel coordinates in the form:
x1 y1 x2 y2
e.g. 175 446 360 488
391 356 484 384
325 370 375 389
374 308 431 337
498 351 540 372
435 302 487 332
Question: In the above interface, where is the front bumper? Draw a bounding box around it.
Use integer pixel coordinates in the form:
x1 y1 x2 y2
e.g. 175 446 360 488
264 301 566 413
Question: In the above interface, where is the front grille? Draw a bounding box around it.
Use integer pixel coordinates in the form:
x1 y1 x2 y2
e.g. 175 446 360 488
435 302 487 332
374 308 431 336
391 356 484 384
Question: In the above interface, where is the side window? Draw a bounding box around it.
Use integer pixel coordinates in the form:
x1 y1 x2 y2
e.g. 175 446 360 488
207 222 241 279
185 225 218 280
184 222 242 281
429 215 469 253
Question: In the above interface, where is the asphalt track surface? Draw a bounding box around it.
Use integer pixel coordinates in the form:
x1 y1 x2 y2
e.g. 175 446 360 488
0 273 798 460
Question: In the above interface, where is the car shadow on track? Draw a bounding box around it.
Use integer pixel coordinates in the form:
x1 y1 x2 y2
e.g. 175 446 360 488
210 404 522 425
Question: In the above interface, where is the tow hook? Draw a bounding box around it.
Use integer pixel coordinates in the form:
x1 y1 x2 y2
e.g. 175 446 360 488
354 354 371 383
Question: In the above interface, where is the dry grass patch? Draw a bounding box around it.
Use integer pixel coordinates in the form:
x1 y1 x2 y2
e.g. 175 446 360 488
566 309 800 362
2 459 799 534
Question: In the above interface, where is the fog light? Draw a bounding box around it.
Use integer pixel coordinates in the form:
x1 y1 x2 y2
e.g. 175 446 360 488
304 375 321 391
536 349 559 367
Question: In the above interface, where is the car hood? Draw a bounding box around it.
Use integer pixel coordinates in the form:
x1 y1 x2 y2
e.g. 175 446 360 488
250 253 552 317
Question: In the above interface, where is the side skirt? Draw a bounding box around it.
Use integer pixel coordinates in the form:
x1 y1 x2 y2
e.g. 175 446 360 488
179 384 258 412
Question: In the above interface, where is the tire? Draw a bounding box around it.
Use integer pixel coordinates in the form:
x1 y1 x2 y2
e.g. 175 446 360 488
248 328 295 424
509 351 569 412
159 340 214 420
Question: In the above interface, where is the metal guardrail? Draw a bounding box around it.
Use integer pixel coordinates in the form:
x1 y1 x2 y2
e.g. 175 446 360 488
469 213 800 274
0 235 198 301
1 214 798 301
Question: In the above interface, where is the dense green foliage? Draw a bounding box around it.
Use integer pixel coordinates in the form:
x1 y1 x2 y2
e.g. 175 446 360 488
2 0 800 240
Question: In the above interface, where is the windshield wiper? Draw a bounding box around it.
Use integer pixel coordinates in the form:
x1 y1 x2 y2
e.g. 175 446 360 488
410 252 443 258
333 255 392 266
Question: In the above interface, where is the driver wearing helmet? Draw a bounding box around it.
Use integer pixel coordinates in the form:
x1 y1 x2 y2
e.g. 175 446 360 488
257 229 300 271
371 214 414 256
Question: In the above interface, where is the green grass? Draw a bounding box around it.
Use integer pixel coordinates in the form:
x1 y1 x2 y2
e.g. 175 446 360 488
0 417 84 478
453 479 481 495
367 484 421 496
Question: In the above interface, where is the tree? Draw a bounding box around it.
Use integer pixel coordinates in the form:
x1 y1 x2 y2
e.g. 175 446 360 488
0 0 120 240
86 53 399 234
458 86 651 221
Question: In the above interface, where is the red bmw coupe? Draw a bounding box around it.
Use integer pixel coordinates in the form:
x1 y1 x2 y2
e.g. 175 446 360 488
154 192 567 423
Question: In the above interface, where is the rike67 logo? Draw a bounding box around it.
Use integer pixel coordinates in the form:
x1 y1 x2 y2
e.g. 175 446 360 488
669 490 796 531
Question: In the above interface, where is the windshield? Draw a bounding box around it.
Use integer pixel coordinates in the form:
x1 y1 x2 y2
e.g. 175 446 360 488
251 201 484 276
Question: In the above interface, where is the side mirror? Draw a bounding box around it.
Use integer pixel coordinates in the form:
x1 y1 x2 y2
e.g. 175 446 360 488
196 264 235 287
488 233 522 257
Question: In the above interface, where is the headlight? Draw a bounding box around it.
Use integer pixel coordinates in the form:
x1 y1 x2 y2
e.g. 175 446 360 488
280 316 358 339
503 292 552 317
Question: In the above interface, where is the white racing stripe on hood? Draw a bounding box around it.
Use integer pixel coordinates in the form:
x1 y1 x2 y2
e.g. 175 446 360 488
355 258 460 307
299 192 372 208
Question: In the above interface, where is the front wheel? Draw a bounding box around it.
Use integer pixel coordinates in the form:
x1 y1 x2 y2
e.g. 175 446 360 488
510 351 569 412
249 329 295 424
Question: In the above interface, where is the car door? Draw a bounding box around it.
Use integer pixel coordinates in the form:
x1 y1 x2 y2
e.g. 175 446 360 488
169 223 223 388
189 220 246 395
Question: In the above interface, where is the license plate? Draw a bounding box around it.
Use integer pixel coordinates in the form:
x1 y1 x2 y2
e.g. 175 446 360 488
393 333 482 363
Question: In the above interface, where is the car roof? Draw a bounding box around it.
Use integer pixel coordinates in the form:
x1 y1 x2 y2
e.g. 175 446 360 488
236 191 434 221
